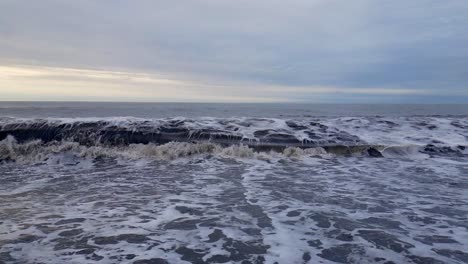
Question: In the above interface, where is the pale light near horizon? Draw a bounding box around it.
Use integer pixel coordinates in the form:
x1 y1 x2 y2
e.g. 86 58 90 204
0 65 449 103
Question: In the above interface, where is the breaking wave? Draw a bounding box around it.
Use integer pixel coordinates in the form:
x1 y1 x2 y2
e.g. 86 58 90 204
0 136 333 164
0 116 467 163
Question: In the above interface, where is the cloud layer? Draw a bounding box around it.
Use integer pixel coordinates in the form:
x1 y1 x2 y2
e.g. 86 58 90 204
1 0 467 102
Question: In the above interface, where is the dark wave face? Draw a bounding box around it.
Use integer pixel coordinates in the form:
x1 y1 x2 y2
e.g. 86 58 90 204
0 117 364 147
1 116 467 162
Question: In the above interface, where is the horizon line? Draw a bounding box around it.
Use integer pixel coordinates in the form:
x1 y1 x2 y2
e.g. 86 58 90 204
1 100 467 105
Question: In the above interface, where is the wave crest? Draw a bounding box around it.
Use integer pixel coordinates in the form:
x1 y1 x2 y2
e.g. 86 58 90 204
1 136 333 164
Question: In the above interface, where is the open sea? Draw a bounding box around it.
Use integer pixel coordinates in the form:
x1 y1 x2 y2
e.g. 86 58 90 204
1 102 468 264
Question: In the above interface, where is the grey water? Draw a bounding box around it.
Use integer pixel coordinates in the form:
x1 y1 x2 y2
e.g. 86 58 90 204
1 102 468 118
1 102 468 264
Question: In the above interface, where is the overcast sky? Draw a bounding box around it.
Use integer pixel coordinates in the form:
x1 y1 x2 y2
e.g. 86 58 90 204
0 0 467 103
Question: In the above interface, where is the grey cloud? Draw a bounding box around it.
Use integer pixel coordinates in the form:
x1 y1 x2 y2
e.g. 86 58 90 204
0 0 467 102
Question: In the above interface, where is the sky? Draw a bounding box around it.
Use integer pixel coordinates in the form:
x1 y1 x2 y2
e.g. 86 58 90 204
0 0 467 103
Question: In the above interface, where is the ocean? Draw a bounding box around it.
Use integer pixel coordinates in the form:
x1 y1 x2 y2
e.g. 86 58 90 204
1 102 467 264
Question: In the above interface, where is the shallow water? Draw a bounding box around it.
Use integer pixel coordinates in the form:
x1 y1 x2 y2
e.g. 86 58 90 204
1 155 467 264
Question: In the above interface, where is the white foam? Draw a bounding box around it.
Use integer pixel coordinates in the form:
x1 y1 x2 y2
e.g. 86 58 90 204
381 145 429 159
0 136 335 165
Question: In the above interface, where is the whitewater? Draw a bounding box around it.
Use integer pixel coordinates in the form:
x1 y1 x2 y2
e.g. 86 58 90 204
1 103 467 264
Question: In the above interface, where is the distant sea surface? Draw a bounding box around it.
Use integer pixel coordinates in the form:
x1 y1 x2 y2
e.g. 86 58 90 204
1 102 467 264
1 101 467 118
